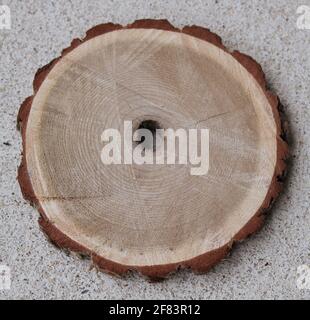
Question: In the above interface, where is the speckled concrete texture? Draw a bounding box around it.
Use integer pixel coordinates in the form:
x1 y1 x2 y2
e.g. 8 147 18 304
0 0 309 300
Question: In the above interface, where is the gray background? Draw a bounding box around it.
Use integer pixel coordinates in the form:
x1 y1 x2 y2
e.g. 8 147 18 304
0 0 309 300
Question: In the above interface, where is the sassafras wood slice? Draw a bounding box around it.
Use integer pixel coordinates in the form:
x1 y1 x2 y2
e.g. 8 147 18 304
17 20 289 280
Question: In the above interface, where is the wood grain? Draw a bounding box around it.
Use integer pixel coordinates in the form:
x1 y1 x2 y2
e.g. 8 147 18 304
17 20 289 280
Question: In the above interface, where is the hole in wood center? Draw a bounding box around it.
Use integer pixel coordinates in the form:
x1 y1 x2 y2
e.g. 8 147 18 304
136 120 161 151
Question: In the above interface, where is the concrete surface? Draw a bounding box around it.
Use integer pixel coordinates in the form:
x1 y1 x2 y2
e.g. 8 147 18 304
0 0 309 300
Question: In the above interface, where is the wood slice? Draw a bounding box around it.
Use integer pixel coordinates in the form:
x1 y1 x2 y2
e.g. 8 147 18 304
17 20 289 280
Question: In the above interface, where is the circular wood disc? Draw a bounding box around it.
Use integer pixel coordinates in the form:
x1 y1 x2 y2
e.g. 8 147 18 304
17 20 288 280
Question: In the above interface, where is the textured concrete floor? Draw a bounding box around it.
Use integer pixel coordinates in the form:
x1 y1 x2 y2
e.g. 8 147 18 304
0 0 309 300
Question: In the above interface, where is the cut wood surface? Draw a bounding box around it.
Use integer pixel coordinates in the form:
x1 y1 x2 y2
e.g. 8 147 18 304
17 20 289 280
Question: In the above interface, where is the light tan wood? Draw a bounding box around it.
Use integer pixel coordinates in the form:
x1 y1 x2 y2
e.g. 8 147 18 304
18 22 288 278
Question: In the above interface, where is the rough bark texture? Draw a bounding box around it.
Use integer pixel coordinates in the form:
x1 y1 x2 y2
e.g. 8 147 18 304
17 19 289 281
